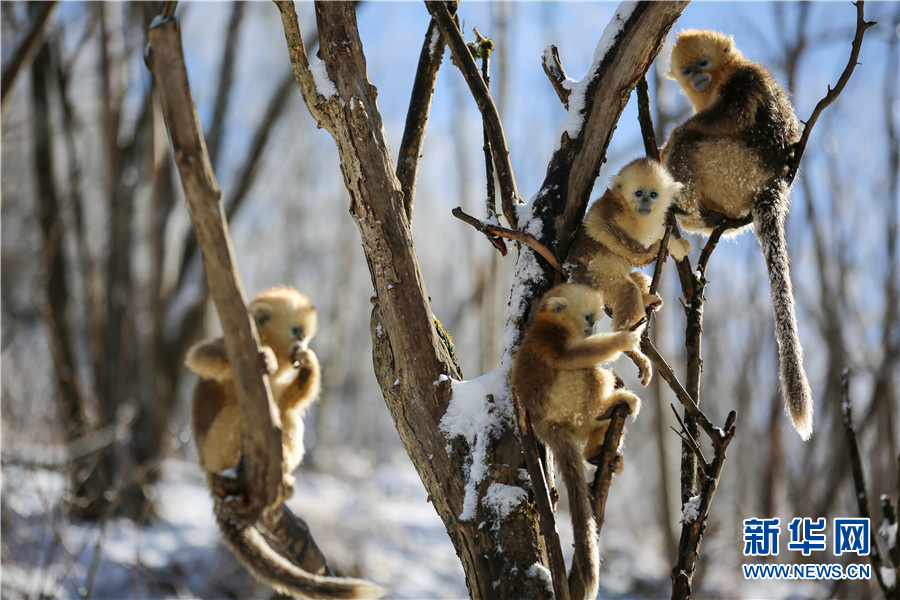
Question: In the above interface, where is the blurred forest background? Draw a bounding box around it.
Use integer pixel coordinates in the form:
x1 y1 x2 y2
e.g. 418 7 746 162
1 1 898 598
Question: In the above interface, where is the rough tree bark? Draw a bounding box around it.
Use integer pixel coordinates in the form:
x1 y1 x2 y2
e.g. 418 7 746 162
147 13 284 522
277 1 687 597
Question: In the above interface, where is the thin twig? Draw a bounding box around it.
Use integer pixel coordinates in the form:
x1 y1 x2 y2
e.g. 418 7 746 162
452 206 508 255
669 404 707 465
634 74 684 304
671 411 736 600
541 45 571 109
397 3 457 220
427 1 521 229
512 392 571 600
635 76 660 161
475 29 498 224
840 369 893 596
205 1 245 170
640 338 717 436
590 403 632 536
452 207 568 275
0 1 58 119
787 1 875 183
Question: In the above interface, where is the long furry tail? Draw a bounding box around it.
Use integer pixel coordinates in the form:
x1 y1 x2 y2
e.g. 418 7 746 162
548 431 599 600
214 500 385 600
753 184 814 440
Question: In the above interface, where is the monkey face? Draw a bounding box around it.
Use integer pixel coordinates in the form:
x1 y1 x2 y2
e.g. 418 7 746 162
250 287 317 362
633 188 660 215
678 57 712 91
667 30 739 109
541 283 604 338
610 159 682 218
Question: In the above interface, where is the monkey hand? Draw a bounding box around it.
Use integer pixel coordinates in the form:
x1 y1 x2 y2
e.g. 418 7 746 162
658 141 669 161
643 293 664 313
258 347 278 376
282 472 296 500
291 347 313 370
668 237 691 261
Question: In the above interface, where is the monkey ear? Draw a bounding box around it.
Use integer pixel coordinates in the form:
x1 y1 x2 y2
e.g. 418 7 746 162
663 70 677 81
545 297 568 313
611 173 623 189
251 303 272 328
722 35 735 54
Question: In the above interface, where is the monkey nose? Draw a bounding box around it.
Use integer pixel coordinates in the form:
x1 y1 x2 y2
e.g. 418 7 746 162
692 74 710 91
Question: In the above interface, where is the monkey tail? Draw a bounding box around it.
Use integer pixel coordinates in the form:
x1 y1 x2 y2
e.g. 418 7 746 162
752 184 814 441
547 430 599 600
212 499 385 600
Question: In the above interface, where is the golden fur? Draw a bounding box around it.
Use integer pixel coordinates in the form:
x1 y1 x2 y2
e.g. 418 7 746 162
185 288 384 600
187 286 321 491
511 283 642 600
569 158 690 330
662 30 814 440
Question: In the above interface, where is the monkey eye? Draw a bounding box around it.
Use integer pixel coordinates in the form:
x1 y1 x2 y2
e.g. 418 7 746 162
698 58 711 70
583 312 595 326
650 191 658 200
682 67 692 77
291 325 304 340
635 190 643 198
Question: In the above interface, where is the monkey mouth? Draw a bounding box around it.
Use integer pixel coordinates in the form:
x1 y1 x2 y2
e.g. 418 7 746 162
692 74 710 91
638 204 652 215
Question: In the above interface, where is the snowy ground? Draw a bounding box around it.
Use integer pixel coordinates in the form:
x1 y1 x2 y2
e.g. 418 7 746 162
2 449 829 599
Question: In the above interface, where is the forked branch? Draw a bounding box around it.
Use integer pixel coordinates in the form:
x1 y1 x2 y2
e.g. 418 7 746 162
542 45 573 109
397 2 458 220
426 1 521 229
452 207 567 276
840 370 897 597
787 1 875 182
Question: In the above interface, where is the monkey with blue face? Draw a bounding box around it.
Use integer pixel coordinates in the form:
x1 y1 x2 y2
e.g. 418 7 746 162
661 29 813 441
567 158 690 385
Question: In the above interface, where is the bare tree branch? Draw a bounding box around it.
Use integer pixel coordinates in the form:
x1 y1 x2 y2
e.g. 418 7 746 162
396 3 457 220
452 207 567 276
512 393 570 600
671 411 736 600
146 14 283 520
426 1 521 229
276 3 553 597
541 45 571 109
840 369 896 597
452 206 509 255
0 0 58 120
590 403 632 533
786 1 875 182
205 0 245 170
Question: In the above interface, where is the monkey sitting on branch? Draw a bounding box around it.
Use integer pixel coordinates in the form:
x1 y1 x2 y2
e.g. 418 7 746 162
567 158 691 386
661 29 814 440
186 286 384 600
511 283 643 600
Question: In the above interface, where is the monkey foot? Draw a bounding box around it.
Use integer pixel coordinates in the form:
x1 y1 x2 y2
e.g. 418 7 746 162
586 449 624 475
258 348 277 376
